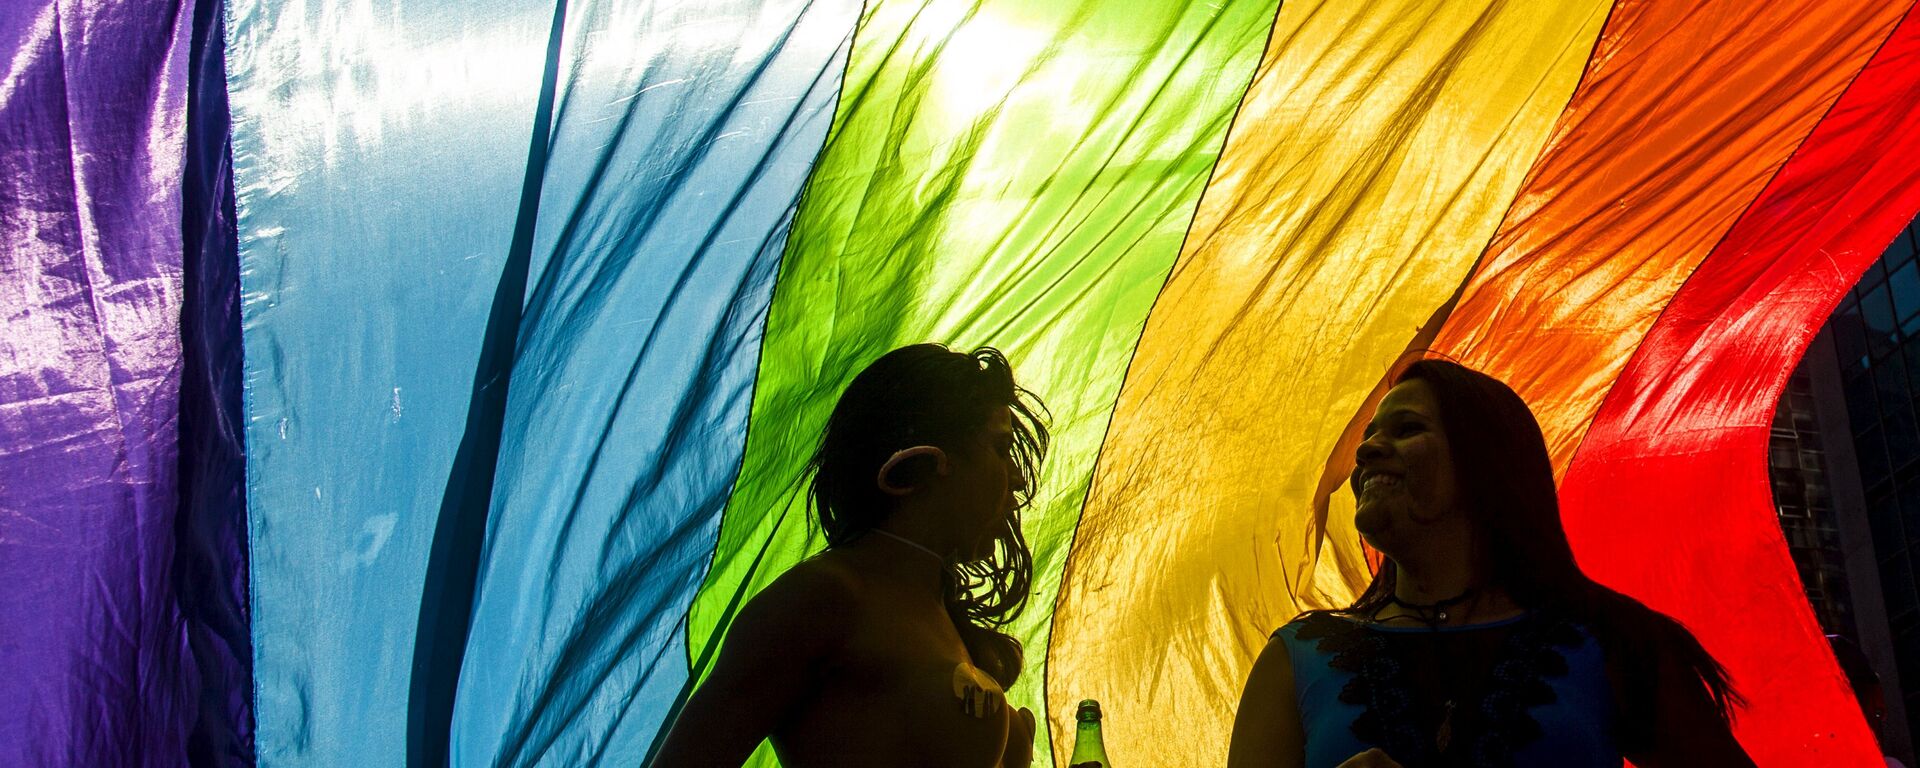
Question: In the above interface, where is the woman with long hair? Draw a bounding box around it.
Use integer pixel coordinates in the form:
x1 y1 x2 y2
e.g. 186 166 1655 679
1228 359 1754 767
651 344 1049 768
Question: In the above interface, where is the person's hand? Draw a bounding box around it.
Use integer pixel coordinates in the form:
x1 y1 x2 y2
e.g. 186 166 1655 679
1336 748 1404 767
1001 706 1035 768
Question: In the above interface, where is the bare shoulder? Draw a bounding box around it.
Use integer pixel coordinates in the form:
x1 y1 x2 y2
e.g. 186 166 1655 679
762 554 864 604
1249 627 1299 685
650 556 867 766
1229 627 1306 768
730 555 865 652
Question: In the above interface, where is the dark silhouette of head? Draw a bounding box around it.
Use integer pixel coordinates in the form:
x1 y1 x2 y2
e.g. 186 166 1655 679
807 343 1049 685
1348 359 1584 606
1829 634 1887 744
1341 358 1742 742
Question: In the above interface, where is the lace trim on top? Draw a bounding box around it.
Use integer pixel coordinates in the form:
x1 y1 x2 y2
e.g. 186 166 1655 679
1291 611 1584 766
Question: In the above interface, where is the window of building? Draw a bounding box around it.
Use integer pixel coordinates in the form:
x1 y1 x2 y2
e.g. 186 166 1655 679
1894 261 1920 336
1874 490 1907 554
1850 370 1881 436
1890 404 1920 475
1888 227 1918 271
1900 482 1920 548
1898 628 1920 691
1867 283 1901 359
1884 552 1919 622
1772 444 1798 469
1795 409 1820 433
1880 353 1912 402
1863 428 1892 491
1905 343 1920 395
1803 452 1826 474
1863 258 1891 296
1838 300 1871 377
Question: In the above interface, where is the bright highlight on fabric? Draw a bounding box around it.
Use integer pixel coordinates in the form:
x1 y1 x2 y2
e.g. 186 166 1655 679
5 0 1919 765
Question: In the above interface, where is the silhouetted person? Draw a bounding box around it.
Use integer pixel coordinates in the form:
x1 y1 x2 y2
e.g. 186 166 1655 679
650 344 1047 767
1228 359 1755 767
1829 634 1905 767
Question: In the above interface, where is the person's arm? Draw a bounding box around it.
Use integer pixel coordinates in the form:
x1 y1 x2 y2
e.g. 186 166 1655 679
1626 645 1755 768
1228 633 1308 768
1003 706 1035 768
648 564 857 768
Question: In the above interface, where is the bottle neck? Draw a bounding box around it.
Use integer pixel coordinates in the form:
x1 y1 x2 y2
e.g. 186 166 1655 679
1070 720 1108 763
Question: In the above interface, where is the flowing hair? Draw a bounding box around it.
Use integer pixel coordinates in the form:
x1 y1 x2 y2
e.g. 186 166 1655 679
806 344 1049 687
1338 359 1743 747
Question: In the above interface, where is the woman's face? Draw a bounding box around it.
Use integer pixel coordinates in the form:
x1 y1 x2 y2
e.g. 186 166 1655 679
1351 379 1460 552
933 406 1026 560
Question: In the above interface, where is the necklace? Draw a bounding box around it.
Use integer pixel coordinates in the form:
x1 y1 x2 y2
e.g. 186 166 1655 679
871 529 946 565
1386 587 1501 757
1388 587 1478 625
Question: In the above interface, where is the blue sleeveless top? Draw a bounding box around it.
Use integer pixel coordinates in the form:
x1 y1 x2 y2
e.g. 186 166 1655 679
1273 611 1619 768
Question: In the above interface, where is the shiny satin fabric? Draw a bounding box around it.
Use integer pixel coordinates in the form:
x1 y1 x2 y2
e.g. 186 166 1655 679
450 1 861 764
683 0 1280 763
1560 7 1920 763
0 1 197 764
1429 0 1909 475
1413 0 1910 761
19 0 1909 764
224 0 553 761
180 0 256 761
1048 1 1611 764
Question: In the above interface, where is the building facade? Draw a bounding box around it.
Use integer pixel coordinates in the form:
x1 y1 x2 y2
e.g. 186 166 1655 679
1775 214 1920 762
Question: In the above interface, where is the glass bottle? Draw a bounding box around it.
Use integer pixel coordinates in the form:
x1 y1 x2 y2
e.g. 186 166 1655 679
1068 699 1110 768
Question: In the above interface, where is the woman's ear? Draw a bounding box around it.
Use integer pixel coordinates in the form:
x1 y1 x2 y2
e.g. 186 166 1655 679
876 445 950 496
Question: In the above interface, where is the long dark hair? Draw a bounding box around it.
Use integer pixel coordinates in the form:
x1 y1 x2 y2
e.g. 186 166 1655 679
806 343 1049 687
1341 358 1742 745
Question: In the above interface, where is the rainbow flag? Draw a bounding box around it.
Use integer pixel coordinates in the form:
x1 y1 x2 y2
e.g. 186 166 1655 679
6 0 1919 764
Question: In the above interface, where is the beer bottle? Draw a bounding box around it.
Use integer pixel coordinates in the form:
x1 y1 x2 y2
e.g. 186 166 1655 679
1068 699 1111 768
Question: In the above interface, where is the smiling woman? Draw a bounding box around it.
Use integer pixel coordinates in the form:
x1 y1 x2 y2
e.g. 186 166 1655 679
12 0 1915 763
1227 359 1755 768
1352 380 1465 548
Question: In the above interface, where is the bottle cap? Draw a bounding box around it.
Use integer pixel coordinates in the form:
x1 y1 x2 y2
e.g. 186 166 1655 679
1077 699 1102 723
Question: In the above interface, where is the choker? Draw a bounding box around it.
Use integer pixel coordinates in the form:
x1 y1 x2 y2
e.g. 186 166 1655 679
1387 587 1478 624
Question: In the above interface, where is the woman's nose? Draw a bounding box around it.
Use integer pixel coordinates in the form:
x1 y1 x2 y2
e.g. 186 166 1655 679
1356 435 1388 464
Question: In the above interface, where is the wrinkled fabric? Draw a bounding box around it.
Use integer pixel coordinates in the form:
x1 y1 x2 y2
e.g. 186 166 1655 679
450 1 861 765
1431 0 1907 475
0 0 195 765
403 4 568 764
682 2 1280 763
1049 2 1609 764
28 0 1902 764
179 0 256 762
223 0 554 761
1560 7 1920 764
1415 1 1911 762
